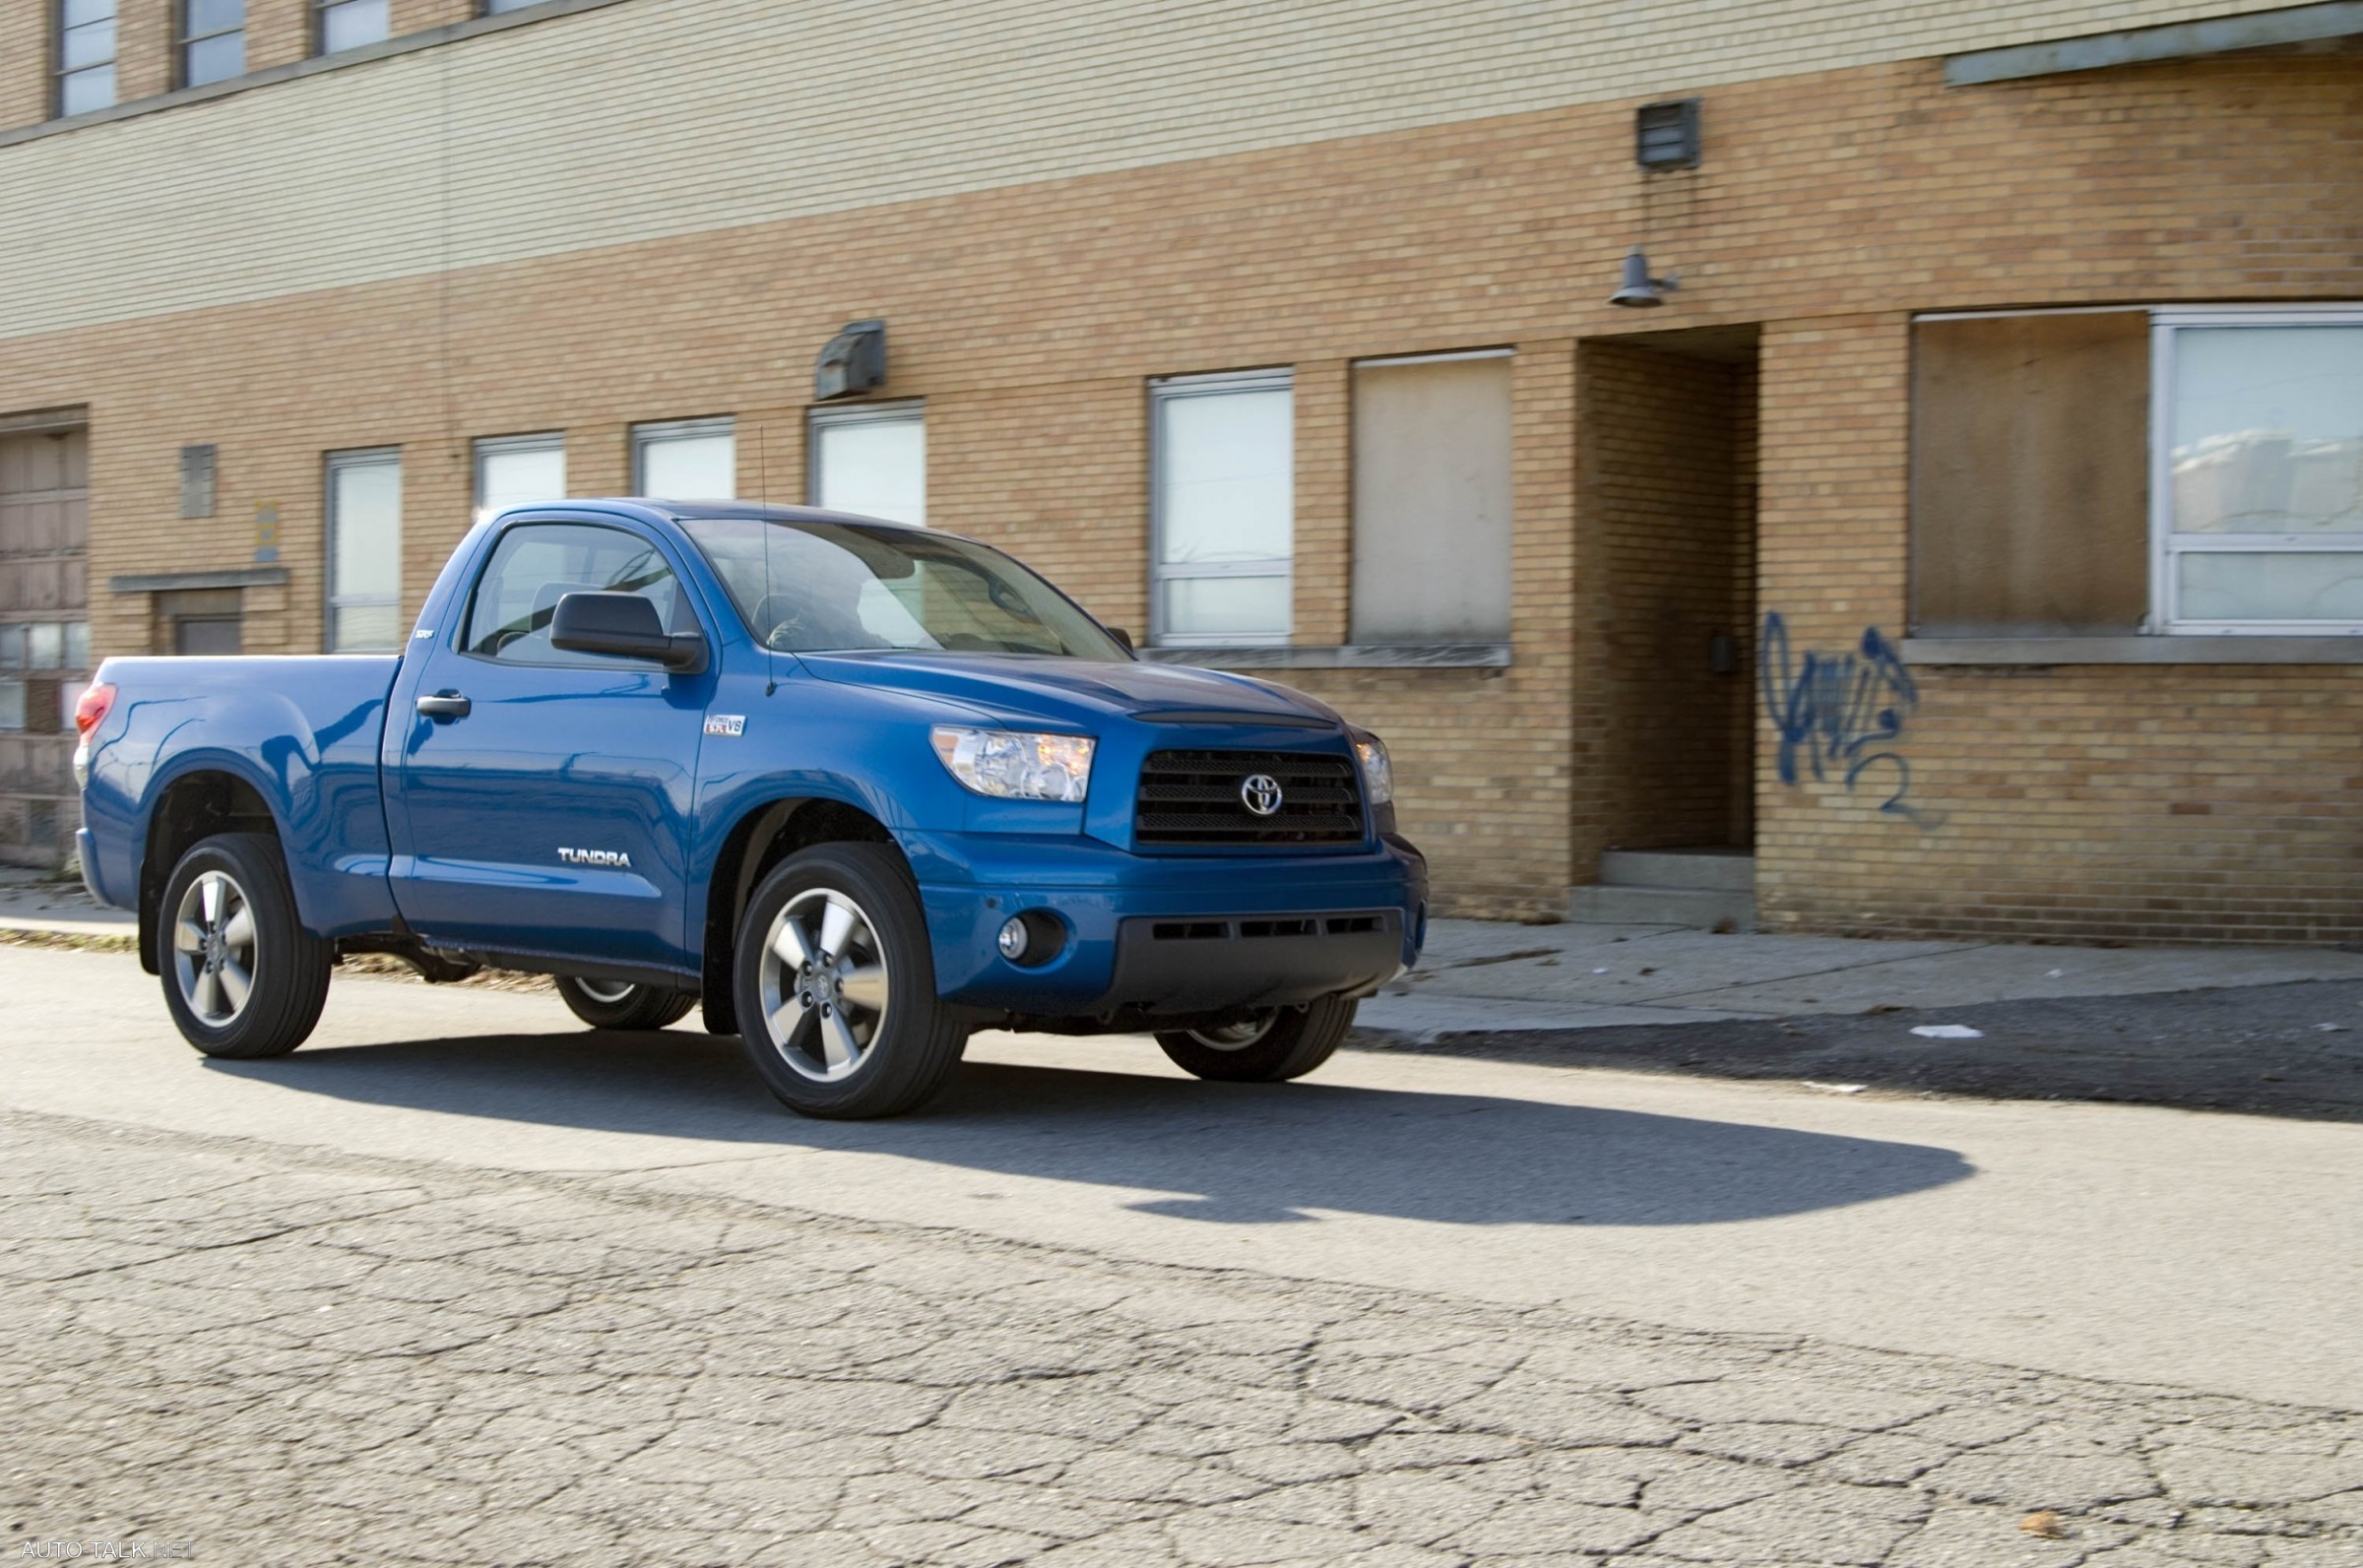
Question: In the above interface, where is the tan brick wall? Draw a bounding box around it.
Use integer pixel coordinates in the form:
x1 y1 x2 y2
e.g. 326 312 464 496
114 0 171 99
0 45 2355 928
391 0 475 37
247 0 313 74
0 2 47 127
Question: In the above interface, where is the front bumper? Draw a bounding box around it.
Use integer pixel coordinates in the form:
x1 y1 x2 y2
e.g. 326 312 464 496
910 830 1427 1020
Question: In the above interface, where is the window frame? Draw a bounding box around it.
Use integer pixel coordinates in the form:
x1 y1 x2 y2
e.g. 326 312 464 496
806 400 926 525
629 415 736 498
2150 304 2363 637
473 431 567 526
456 517 701 671
1147 367 1295 649
323 446 403 654
312 0 388 55
53 0 116 118
177 0 244 88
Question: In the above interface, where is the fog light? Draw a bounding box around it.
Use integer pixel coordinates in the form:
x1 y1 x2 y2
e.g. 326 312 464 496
995 910 1067 968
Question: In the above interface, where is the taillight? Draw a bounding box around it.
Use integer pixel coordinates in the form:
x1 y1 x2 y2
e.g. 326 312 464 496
74 682 117 740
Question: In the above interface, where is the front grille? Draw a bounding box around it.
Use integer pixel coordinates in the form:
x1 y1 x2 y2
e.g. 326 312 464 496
1134 749 1364 847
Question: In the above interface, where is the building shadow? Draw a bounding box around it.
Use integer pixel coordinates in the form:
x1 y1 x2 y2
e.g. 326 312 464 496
208 1029 1973 1226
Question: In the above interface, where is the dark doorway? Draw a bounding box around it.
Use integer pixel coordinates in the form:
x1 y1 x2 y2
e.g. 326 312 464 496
1572 326 1758 920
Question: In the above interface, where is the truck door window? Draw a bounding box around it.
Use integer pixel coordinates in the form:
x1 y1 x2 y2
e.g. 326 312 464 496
464 523 690 665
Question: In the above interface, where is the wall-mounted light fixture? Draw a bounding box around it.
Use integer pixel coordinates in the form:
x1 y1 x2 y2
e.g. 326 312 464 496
1608 247 1679 308
814 318 887 401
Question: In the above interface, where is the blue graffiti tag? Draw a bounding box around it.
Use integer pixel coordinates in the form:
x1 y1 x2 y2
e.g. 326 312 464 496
1757 611 1925 821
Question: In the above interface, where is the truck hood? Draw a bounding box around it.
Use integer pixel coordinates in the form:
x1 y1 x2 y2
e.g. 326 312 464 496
795 651 1344 730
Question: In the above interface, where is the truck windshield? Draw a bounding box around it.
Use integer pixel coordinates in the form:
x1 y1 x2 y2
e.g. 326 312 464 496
681 517 1129 659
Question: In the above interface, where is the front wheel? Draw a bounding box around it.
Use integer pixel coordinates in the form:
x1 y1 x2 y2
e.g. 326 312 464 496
553 976 698 1032
1155 996 1358 1083
158 833 333 1060
733 842 968 1119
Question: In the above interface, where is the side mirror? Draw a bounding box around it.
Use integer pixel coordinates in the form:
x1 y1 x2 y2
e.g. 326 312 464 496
550 592 708 673
1106 626 1135 655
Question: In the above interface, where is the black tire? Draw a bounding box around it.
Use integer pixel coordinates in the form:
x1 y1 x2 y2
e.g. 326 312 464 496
1155 996 1358 1083
553 976 698 1031
158 832 333 1060
733 842 968 1119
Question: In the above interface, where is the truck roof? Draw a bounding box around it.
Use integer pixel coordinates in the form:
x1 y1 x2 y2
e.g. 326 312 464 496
489 499 926 532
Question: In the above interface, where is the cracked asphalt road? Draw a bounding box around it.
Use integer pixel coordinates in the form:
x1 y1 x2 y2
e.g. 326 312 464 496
4 1111 2359 1567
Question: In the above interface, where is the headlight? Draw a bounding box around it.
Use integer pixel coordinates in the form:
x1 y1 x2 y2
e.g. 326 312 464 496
1353 732 1394 806
930 726 1095 803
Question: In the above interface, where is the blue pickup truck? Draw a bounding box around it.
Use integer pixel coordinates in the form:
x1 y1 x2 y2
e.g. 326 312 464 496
73 502 1427 1117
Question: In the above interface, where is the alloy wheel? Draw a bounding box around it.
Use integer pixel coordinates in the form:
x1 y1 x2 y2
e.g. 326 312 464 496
172 869 257 1027
756 888 892 1082
1185 1011 1277 1052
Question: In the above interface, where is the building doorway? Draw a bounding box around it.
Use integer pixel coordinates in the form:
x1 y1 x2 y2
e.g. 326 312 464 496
157 589 244 656
1571 326 1759 925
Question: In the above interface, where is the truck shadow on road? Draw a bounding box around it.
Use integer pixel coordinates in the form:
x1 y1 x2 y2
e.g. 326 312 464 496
209 1029 1973 1226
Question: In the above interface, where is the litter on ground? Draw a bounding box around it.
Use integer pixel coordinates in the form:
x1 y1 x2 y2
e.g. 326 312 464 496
1910 1024 1986 1040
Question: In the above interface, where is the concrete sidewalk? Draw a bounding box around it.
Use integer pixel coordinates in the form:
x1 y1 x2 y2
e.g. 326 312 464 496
14 865 2363 1035
0 868 132 939
1359 916 2363 1038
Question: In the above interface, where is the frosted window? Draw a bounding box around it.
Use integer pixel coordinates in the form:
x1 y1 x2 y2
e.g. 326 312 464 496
182 0 243 86
812 408 926 526
2177 552 2363 624
327 450 402 652
1151 372 1292 644
633 420 735 499
476 435 566 523
57 0 114 114
317 0 386 52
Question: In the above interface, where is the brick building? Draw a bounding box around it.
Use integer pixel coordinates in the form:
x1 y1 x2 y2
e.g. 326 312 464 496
0 0 2358 940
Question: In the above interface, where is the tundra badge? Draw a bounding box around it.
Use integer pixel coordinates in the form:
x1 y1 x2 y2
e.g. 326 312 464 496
558 847 632 868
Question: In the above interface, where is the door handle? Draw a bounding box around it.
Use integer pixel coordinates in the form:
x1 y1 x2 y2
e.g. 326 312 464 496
415 691 472 721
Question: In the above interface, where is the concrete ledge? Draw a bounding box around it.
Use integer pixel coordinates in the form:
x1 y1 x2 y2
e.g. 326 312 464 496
1945 0 2363 86
110 567 289 594
1138 643 1511 670
1903 636 2363 665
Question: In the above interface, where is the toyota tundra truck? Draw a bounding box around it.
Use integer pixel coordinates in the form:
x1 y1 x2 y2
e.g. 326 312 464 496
72 501 1428 1117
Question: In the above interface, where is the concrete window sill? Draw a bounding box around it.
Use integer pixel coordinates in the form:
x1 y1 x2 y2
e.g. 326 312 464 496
1136 643 1512 670
1902 637 2363 665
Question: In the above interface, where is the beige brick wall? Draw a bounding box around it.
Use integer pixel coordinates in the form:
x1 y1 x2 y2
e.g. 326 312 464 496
0 3 46 126
0 45 2356 929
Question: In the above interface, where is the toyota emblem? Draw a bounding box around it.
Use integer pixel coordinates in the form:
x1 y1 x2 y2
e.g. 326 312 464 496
1240 774 1285 816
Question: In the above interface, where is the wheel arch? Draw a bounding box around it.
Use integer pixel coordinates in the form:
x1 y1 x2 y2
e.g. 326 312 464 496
138 768 282 975
698 794 903 1034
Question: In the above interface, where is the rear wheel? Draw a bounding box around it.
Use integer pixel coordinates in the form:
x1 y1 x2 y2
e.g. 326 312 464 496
733 842 968 1119
158 833 333 1060
554 976 698 1031
1155 996 1358 1083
